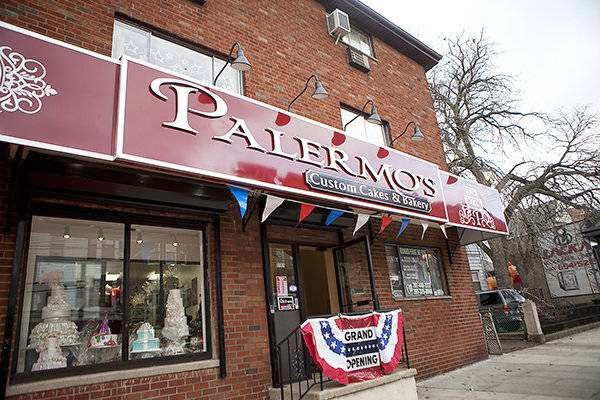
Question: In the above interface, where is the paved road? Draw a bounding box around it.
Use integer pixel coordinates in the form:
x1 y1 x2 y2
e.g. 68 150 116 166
417 327 600 400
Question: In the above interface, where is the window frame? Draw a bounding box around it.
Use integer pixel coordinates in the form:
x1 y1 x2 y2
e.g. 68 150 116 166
10 207 213 384
112 17 244 94
341 25 375 58
384 244 449 300
340 104 391 147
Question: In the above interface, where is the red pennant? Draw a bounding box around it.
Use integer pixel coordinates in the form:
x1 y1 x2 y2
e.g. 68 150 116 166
379 215 393 234
198 92 214 104
331 131 346 146
446 175 458 185
298 203 316 224
275 112 291 126
377 147 389 159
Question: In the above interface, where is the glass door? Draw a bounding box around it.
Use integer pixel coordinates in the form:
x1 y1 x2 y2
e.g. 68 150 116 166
334 236 378 313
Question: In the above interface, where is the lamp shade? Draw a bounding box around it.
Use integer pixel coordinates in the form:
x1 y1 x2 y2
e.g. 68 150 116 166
231 47 251 71
367 104 383 125
411 125 425 141
311 78 329 100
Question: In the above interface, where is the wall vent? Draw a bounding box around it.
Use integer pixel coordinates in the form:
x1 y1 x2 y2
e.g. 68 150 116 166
347 47 370 72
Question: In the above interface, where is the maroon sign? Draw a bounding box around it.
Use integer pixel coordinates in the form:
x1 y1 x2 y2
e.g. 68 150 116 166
0 23 118 160
0 22 510 237
440 171 508 234
117 58 447 221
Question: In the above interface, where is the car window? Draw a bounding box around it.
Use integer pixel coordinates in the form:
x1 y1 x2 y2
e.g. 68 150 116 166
478 292 503 306
502 289 524 304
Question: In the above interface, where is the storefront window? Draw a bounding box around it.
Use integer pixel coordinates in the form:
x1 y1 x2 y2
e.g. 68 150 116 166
385 245 447 299
112 20 243 94
15 216 208 378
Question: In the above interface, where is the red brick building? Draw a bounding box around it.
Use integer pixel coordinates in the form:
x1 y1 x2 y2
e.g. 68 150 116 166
0 1 507 399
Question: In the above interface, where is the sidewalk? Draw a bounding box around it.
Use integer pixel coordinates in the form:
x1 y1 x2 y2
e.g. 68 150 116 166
417 327 600 400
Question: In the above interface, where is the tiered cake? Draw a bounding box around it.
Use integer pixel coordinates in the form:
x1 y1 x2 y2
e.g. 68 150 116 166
29 278 79 349
31 336 67 371
161 289 189 355
89 316 119 348
131 322 160 352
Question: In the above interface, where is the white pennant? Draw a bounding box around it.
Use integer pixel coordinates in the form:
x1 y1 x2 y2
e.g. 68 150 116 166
440 224 448 239
421 221 429 240
261 195 285 222
353 214 370 235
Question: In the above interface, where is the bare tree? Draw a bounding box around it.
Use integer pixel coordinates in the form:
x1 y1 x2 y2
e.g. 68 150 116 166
430 31 600 286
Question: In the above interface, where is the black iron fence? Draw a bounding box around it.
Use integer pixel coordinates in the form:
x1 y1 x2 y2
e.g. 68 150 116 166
273 309 410 400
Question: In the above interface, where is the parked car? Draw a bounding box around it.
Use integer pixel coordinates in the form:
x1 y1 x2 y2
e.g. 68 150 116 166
476 289 525 332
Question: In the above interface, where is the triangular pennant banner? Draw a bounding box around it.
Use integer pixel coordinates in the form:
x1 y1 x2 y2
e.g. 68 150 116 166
298 203 316 224
396 218 410 238
261 195 285 222
440 224 448 239
229 186 249 219
325 209 344 226
421 221 429 240
379 215 393 234
353 214 370 236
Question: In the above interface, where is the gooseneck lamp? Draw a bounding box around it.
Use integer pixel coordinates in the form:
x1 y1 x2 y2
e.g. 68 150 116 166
389 121 425 145
287 74 329 112
213 42 251 85
342 99 383 130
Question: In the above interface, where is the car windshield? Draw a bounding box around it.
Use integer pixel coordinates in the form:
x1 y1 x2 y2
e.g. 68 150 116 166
478 292 503 306
502 289 525 303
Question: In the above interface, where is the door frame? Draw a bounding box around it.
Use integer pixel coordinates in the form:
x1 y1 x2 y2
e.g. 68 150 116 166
260 223 379 385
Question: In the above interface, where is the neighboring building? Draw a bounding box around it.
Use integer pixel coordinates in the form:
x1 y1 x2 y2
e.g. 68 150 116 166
466 244 493 292
0 1 509 399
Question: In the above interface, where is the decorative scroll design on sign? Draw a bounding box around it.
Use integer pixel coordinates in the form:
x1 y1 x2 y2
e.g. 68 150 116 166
0 46 58 114
458 185 496 229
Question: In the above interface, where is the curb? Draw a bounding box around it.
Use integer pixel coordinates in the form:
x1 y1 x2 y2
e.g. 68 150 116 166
544 321 600 342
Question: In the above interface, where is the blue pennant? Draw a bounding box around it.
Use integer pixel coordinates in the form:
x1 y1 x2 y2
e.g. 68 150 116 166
228 186 249 219
325 210 344 226
396 217 411 238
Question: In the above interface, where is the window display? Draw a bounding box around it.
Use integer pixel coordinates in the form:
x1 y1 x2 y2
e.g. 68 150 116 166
15 216 208 378
385 245 447 298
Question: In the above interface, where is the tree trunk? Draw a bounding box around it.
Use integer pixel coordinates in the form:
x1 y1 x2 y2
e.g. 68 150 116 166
488 238 511 288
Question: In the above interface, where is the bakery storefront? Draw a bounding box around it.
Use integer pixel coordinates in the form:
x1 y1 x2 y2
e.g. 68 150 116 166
0 22 508 398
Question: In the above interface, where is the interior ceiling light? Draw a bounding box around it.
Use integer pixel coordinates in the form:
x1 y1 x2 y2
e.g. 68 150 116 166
97 228 105 241
136 231 143 245
63 226 71 239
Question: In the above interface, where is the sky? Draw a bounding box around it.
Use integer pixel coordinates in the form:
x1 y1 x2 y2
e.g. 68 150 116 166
362 0 600 115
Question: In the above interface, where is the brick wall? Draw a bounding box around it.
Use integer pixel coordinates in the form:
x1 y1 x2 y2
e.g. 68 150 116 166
0 0 487 398
0 0 445 166
0 145 15 349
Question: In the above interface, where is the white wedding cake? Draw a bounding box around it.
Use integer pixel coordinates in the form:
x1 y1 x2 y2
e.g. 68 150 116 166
29 279 79 349
161 289 189 355
32 336 67 371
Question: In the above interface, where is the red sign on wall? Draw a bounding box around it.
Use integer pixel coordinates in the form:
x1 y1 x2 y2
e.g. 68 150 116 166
117 58 448 221
440 171 508 234
0 22 118 160
0 22 509 238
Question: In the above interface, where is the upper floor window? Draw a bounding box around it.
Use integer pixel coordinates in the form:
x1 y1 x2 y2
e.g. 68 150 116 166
340 107 389 147
342 26 373 57
112 20 242 94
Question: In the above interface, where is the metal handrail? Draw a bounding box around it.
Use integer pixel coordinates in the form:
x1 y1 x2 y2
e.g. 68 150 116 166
274 309 410 400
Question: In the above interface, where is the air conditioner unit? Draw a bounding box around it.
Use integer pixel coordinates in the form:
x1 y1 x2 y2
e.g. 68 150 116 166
347 47 370 72
326 9 350 38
